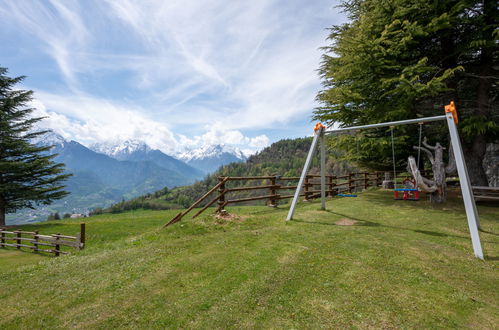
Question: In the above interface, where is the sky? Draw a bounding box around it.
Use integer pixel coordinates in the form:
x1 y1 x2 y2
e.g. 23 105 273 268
0 0 346 156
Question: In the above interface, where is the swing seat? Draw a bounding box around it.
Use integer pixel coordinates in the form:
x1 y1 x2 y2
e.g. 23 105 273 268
393 188 419 201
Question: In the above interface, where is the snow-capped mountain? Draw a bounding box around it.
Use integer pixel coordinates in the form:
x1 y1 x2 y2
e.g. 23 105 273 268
90 140 204 179
177 144 247 174
91 140 151 161
33 131 67 147
93 140 247 175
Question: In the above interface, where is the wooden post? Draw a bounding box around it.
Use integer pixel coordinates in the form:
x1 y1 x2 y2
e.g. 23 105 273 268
328 176 334 197
55 234 60 256
217 177 226 213
364 172 369 189
79 223 85 250
34 230 39 252
1 229 5 247
376 172 382 186
16 231 21 249
348 173 353 193
304 176 310 201
269 177 278 207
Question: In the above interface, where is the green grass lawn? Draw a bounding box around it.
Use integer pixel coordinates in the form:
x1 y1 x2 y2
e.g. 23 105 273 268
1 189 498 329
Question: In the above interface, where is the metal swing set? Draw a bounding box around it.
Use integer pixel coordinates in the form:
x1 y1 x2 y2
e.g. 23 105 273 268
286 102 484 259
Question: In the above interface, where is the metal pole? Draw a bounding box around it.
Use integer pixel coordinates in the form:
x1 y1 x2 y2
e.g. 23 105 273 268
286 128 321 221
320 130 326 210
445 112 484 259
325 115 447 135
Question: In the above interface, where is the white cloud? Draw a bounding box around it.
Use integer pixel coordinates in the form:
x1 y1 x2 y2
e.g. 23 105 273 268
31 92 270 155
178 125 270 152
2 0 345 152
249 135 270 148
30 92 179 154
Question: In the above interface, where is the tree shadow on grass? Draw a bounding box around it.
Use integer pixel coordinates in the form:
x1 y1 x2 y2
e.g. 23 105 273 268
479 228 499 236
413 230 448 237
291 210 474 241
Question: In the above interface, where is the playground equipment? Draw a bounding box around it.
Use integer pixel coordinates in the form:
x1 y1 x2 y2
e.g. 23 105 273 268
287 102 484 259
393 188 419 201
388 122 422 202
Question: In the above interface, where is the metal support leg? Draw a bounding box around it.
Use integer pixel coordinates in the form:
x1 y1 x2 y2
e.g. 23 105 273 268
286 129 321 221
446 113 484 259
320 130 326 210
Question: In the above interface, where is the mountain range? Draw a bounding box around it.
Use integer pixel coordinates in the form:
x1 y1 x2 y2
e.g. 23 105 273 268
177 144 247 174
6 133 247 224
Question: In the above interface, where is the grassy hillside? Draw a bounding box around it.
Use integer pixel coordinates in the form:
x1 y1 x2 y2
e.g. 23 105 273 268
1 190 498 328
101 137 357 213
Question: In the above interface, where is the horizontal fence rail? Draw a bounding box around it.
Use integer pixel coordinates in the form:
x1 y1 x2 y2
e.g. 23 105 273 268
0 223 85 256
164 170 429 227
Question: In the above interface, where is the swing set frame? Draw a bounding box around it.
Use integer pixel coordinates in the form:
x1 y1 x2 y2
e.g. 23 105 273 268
286 103 484 259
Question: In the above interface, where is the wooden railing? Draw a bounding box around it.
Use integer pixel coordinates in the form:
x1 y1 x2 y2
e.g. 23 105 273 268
164 171 411 227
0 223 85 256
473 186 499 202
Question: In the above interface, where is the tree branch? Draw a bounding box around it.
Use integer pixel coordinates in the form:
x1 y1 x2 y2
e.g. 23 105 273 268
413 146 434 165
407 156 437 192
422 137 436 150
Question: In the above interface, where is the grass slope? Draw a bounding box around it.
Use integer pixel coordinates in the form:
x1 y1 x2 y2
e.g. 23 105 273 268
1 190 498 328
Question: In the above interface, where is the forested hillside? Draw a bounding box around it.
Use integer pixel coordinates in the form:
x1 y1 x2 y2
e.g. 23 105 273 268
100 137 358 213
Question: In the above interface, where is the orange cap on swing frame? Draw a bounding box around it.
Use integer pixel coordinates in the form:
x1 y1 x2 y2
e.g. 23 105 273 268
314 122 326 133
444 101 458 124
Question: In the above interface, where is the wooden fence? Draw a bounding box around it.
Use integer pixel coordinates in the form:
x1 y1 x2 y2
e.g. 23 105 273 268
0 223 85 256
164 171 420 227
472 186 499 202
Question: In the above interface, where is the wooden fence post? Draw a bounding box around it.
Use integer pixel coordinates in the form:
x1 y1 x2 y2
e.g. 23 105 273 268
328 176 334 197
304 176 310 201
269 177 278 207
217 177 226 213
1 229 5 248
376 172 382 186
79 223 85 250
364 172 369 189
34 230 39 252
348 173 353 193
55 234 60 256
16 230 21 250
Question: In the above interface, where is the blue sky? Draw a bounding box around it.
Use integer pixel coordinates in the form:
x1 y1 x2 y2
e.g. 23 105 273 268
0 0 345 155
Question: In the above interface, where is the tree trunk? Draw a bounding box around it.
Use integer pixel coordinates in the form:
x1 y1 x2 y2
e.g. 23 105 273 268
463 135 489 186
411 139 448 203
430 143 447 203
464 0 496 187
0 202 5 227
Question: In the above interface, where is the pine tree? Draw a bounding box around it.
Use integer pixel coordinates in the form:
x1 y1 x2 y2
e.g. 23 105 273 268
0 67 71 226
314 0 498 185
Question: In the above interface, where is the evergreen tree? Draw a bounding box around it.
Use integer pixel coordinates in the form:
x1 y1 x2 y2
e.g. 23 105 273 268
0 67 71 226
314 0 498 184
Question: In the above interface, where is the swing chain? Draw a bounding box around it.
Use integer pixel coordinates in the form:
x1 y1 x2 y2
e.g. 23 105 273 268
390 126 396 189
417 122 423 169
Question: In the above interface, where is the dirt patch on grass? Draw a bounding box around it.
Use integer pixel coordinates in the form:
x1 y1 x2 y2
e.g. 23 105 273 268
335 218 358 226
213 212 247 225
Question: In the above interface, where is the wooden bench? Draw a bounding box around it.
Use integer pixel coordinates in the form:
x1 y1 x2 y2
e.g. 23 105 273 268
472 186 499 202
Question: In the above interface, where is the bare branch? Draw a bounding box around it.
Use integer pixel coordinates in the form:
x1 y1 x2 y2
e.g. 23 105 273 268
413 146 434 165
421 176 435 186
407 156 437 192
422 137 436 150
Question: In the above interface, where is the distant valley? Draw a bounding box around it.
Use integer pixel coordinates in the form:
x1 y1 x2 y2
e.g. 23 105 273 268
6 133 247 224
